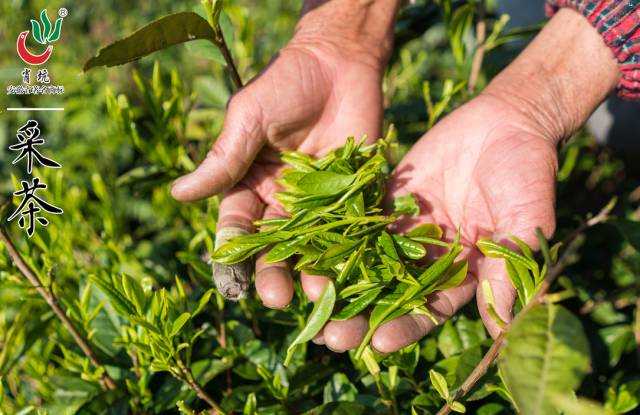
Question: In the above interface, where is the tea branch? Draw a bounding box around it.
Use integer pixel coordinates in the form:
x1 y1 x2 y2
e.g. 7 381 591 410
204 0 243 91
0 226 117 391
468 0 486 93
436 201 614 415
175 361 225 415
213 29 243 91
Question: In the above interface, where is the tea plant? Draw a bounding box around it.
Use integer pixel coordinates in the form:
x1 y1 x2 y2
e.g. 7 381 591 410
1 0 638 414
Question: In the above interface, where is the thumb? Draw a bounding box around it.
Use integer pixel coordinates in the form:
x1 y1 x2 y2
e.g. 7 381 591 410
171 96 265 201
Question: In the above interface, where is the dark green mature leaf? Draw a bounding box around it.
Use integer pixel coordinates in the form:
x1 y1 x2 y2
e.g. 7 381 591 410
84 12 216 71
303 402 367 415
323 373 358 403
499 303 590 415
614 218 640 251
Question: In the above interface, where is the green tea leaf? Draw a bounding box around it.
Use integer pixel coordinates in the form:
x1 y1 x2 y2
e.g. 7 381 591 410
296 171 356 195
407 223 443 239
331 287 382 321
170 312 191 337
345 193 365 217
499 303 590 415
84 12 216 71
431 260 468 291
378 231 399 260
285 281 336 366
393 193 420 216
392 235 427 260
477 239 538 272
429 369 449 400
315 241 359 269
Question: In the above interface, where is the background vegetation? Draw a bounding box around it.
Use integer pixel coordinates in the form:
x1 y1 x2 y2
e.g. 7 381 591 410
0 0 638 414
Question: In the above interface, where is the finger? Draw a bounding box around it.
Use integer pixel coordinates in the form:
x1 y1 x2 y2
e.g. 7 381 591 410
217 185 264 231
212 186 264 300
254 206 294 309
371 275 477 353
476 257 517 338
323 314 369 352
477 203 556 338
171 95 265 201
300 272 331 302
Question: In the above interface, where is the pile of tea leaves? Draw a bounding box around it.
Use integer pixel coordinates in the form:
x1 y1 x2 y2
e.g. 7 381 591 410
211 137 466 364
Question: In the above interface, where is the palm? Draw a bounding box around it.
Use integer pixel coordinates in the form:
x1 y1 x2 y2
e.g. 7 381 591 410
237 45 384 206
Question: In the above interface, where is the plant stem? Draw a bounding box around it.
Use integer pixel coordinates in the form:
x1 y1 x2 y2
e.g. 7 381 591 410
435 201 614 415
468 0 486 93
213 26 243 91
0 227 117 391
177 362 226 415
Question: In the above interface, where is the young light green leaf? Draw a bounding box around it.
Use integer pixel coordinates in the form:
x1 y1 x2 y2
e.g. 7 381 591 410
477 239 538 272
170 312 191 337
284 281 336 366
481 280 507 329
378 231 399 260
449 401 466 413
392 235 427 260
406 223 443 239
429 369 449 400
296 171 356 195
331 287 382 321
345 192 365 217
315 241 359 269
393 193 420 216
431 259 468 291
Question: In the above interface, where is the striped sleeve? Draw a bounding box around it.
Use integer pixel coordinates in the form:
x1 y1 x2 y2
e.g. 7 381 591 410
546 0 640 100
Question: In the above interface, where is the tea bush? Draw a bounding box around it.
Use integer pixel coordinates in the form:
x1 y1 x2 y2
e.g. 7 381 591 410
0 1 638 414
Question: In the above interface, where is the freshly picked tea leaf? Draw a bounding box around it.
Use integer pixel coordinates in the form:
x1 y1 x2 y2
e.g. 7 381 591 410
211 136 465 361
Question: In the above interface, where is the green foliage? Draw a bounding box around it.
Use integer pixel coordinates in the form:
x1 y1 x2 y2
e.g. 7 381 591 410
1 1 638 414
499 303 590 414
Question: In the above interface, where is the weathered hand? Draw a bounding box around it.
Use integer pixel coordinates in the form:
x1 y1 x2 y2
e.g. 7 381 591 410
313 7 620 353
171 1 396 325
374 94 558 350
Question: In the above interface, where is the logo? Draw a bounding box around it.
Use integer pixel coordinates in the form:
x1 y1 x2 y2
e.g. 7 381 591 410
17 9 66 65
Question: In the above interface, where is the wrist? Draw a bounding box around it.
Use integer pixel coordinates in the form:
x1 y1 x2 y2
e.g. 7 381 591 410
482 8 619 146
291 0 401 69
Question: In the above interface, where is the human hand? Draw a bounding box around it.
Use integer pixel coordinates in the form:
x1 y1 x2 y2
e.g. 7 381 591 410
171 1 399 313
310 7 621 353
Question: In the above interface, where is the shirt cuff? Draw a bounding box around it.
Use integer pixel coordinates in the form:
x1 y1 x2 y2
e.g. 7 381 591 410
545 0 640 100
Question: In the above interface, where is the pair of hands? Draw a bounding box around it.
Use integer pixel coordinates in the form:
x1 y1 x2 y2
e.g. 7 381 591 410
171 6 617 353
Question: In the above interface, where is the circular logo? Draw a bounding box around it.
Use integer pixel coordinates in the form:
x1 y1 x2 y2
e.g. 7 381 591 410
58 8 68 18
